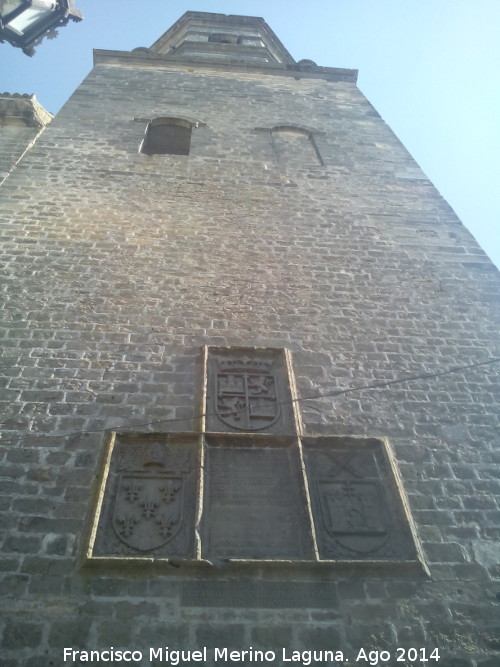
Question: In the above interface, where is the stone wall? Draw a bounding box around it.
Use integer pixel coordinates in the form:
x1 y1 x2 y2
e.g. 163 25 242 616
0 49 499 667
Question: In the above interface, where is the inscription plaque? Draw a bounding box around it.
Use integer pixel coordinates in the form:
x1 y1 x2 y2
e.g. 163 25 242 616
304 440 419 561
203 442 313 560
91 435 198 559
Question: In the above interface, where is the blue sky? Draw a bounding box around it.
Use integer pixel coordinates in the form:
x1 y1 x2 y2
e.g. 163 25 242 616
1 0 499 269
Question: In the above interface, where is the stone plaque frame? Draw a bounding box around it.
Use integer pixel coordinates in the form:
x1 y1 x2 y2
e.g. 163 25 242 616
302 436 426 564
201 434 315 562
84 432 204 566
203 346 301 435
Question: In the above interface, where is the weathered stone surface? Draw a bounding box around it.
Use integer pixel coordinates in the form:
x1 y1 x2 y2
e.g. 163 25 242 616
303 438 421 561
206 347 296 434
202 440 313 560
0 94 52 184
90 434 199 559
181 580 339 608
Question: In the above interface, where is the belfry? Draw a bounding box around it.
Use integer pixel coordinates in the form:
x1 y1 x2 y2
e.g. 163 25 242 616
1 11 499 666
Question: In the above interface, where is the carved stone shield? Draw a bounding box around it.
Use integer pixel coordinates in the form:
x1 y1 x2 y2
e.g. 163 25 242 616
215 357 280 431
317 479 388 554
112 473 183 551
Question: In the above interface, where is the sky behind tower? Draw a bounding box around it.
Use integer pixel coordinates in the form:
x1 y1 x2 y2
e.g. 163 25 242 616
1 0 499 269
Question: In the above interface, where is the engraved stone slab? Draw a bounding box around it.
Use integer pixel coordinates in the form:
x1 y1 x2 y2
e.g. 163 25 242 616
112 473 183 551
206 347 296 434
202 440 313 560
91 434 199 559
303 438 419 561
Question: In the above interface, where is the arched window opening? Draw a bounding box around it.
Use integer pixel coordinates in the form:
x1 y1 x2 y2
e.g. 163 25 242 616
140 117 192 156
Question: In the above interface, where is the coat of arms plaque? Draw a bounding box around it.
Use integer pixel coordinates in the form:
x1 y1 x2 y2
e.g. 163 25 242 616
112 472 184 552
215 357 280 431
317 479 388 554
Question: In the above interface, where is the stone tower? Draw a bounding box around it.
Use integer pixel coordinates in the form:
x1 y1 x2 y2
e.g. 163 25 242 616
1 11 499 667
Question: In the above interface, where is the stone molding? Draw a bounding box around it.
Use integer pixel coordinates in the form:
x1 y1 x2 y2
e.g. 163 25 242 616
92 49 358 83
0 93 52 128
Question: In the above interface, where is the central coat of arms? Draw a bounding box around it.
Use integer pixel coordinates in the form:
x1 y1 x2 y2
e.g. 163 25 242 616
215 357 280 430
112 472 183 551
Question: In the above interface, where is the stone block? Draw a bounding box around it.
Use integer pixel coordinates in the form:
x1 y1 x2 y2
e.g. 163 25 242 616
0 574 30 596
251 625 293 648
195 623 245 649
181 581 339 609
297 626 342 650
2 620 43 648
48 619 92 648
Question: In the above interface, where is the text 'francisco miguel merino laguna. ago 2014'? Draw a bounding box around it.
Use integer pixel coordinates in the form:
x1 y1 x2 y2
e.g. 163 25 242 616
63 646 442 665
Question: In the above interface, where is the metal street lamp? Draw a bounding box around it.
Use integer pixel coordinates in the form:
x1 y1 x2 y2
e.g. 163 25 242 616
0 0 83 55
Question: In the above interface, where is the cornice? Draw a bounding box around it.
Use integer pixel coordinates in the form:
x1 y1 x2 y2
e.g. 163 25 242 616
92 50 358 84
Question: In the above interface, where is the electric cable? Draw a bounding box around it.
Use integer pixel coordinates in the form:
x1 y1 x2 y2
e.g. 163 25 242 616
1 355 499 445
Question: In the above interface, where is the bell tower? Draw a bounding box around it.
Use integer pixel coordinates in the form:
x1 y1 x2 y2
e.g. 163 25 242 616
1 11 499 666
147 11 294 64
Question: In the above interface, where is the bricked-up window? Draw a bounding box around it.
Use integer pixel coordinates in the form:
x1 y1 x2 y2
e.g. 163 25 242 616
140 117 192 156
271 126 323 167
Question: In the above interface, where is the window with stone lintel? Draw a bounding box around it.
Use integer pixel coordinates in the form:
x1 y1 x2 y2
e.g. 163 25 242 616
140 117 192 156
